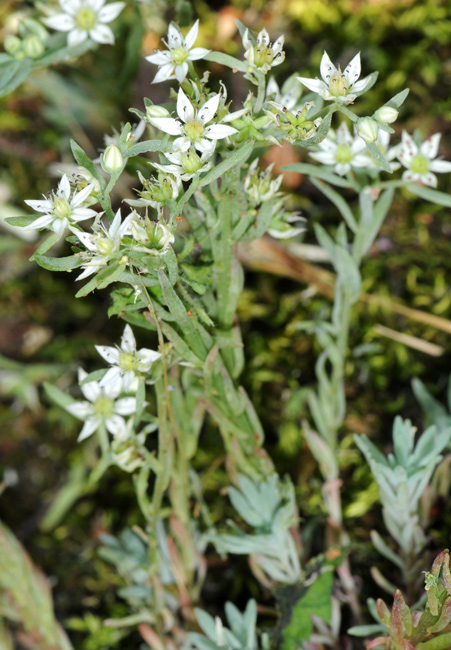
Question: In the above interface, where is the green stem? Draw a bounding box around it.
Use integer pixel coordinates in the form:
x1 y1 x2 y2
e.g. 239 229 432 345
253 71 266 114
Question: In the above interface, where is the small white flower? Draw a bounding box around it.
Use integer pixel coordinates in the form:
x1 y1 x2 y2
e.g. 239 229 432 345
146 20 210 84
242 28 285 74
397 131 451 188
76 208 133 280
244 159 283 203
96 324 161 391
66 368 136 442
309 123 370 176
42 0 125 47
147 88 238 154
129 213 175 255
266 76 302 112
297 51 372 104
268 207 305 239
152 148 213 181
126 170 180 210
24 174 97 234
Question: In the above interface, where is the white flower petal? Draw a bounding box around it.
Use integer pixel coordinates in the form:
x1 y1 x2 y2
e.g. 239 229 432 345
66 401 94 420
103 377 122 399
105 414 127 436
115 397 137 415
297 76 326 95
146 50 172 65
71 182 95 207
99 366 122 387
257 28 270 47
24 199 52 213
150 117 183 136
351 74 372 94
138 348 161 366
152 64 175 84
72 207 98 221
421 172 438 187
58 174 71 200
98 2 125 24
80 379 101 403
309 151 336 166
320 51 336 84
184 19 199 50
77 417 101 441
68 28 88 46
96 344 121 365
174 61 189 83
429 159 451 173
121 324 136 354
420 133 441 159
205 123 237 140
59 0 80 15
52 218 68 235
172 136 191 152
42 14 75 32
90 24 115 44
188 47 210 61
344 52 361 85
198 94 220 125
177 88 195 122
167 23 183 49
78 231 97 252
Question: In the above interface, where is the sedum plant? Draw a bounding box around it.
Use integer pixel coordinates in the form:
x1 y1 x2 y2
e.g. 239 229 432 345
4 2 451 648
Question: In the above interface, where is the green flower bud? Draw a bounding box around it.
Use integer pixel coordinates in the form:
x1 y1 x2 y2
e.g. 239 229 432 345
146 105 171 120
181 150 202 175
357 117 379 144
374 106 399 124
4 35 22 56
102 144 124 175
22 34 45 59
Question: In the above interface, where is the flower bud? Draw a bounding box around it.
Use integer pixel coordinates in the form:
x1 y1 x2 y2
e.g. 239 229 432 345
102 144 124 175
146 105 170 121
4 35 22 56
22 34 45 59
357 117 379 144
374 106 399 124
181 150 203 175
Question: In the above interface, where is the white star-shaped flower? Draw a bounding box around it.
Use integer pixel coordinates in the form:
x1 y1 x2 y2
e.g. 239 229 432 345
297 51 372 104
42 0 125 47
147 88 238 154
146 20 210 84
24 174 97 234
96 324 161 391
397 131 451 188
66 368 136 442
309 123 370 176
152 148 213 181
242 28 285 74
76 208 134 280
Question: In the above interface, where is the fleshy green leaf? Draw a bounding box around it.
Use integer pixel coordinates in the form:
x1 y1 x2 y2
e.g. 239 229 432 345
204 51 248 73
34 254 82 272
281 571 333 649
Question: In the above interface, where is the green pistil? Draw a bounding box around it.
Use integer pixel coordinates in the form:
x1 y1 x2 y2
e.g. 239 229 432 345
94 396 114 419
335 144 353 164
75 7 97 31
410 153 429 175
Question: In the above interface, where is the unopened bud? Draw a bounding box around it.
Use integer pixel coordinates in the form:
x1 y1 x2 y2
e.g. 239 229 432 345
357 117 379 144
374 106 399 124
102 144 124 175
146 105 170 121
22 34 45 59
4 35 22 56
181 150 202 174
